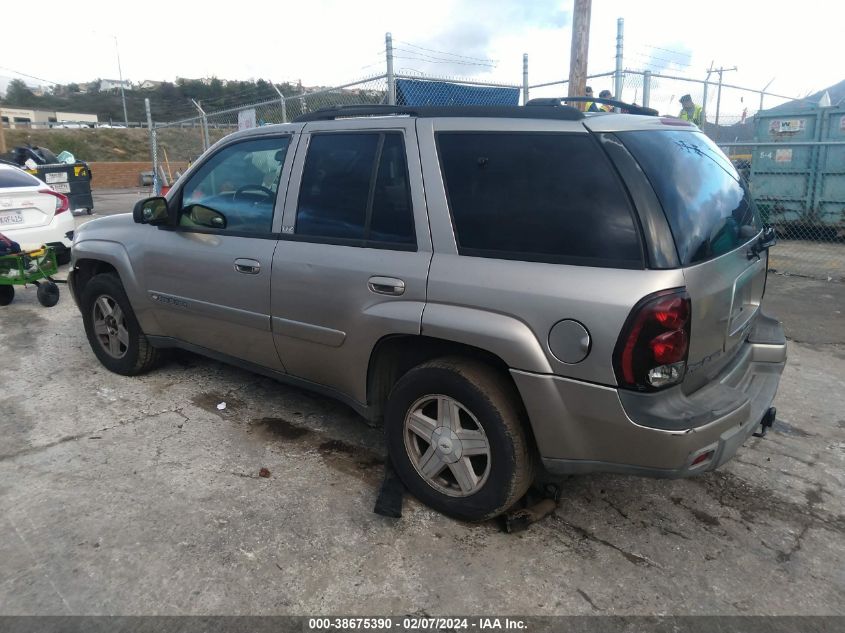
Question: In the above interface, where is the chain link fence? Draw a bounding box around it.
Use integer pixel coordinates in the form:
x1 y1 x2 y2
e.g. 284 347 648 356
143 62 842 282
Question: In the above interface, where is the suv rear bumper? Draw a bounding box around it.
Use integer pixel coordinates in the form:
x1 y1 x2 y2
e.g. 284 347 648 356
512 313 787 478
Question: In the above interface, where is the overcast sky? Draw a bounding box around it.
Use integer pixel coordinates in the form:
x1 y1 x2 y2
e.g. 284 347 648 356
0 0 839 117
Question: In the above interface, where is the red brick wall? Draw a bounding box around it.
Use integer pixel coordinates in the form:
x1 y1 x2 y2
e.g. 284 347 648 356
88 161 189 190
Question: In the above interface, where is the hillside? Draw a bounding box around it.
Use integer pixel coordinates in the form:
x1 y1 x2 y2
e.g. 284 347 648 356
1 78 303 123
5 127 229 162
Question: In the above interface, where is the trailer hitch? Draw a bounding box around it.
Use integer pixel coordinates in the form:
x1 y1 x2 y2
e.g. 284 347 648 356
753 407 777 438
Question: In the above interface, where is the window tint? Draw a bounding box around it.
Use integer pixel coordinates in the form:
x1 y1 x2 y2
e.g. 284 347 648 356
0 167 41 188
369 134 415 244
437 133 642 267
296 132 415 246
619 130 759 266
180 136 289 234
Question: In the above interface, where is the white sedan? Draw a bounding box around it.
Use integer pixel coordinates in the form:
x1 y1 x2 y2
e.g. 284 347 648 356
0 163 74 264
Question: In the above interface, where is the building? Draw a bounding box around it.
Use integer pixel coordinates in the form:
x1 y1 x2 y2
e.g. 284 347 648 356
98 79 132 92
138 80 163 90
1 107 99 129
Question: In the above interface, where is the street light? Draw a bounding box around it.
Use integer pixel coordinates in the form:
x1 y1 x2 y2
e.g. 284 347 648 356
114 36 129 127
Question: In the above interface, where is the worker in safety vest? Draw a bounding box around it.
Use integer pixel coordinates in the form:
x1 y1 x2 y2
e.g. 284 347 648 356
598 90 614 112
678 94 705 126
584 86 602 112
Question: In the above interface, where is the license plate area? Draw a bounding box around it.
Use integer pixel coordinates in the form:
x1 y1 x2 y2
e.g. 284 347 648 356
0 210 24 225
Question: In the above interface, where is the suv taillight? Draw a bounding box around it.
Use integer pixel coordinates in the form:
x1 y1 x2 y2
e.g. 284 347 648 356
613 288 691 391
39 188 70 214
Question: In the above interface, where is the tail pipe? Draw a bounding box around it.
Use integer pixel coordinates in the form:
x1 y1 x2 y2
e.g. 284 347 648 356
753 407 777 438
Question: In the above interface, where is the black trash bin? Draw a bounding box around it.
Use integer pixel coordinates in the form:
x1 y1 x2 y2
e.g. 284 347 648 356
25 162 94 215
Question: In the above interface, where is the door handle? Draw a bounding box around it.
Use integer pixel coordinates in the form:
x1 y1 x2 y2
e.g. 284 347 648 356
368 276 405 296
234 258 261 274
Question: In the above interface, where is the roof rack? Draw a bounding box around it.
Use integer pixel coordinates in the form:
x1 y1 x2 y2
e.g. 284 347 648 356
293 104 584 123
526 96 659 117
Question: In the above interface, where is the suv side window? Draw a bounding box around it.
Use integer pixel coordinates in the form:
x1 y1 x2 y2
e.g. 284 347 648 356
436 132 643 268
180 136 290 234
295 132 415 247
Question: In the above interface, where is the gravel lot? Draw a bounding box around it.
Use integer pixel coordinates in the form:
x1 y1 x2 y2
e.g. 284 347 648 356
0 193 843 616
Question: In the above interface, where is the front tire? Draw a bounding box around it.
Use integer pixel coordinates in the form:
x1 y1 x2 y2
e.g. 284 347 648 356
81 273 161 375
385 358 536 521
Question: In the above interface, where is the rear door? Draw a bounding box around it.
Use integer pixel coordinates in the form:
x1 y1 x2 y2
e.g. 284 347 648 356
270 118 431 405
617 129 766 390
0 168 54 231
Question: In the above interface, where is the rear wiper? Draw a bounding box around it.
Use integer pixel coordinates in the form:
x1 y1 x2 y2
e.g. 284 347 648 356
747 227 777 260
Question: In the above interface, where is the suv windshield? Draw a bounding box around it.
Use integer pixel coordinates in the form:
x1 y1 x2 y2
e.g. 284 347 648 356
619 130 759 266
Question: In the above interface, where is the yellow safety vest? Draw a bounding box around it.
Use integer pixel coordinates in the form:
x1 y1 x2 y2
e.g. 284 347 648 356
679 105 704 126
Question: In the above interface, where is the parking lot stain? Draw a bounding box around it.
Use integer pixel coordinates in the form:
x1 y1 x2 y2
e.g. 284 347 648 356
318 439 385 481
773 419 816 438
254 417 310 440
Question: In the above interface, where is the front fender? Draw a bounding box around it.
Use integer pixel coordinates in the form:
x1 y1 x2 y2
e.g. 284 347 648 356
72 239 160 335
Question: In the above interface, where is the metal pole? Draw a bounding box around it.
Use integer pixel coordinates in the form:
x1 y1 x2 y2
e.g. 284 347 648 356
614 17 624 110
760 78 774 113
115 36 129 127
522 54 529 104
714 66 737 129
269 79 288 123
642 70 651 108
191 99 210 151
145 98 160 196
702 62 714 121
386 32 396 106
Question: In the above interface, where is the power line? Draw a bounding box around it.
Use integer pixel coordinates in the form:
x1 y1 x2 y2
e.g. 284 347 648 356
394 39 498 63
639 44 692 59
0 66 58 85
392 49 496 68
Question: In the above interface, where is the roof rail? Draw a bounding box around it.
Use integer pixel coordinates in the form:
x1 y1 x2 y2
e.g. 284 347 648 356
526 96 659 117
293 104 584 123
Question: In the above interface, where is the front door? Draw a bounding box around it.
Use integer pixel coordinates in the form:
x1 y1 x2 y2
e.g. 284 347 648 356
143 133 297 371
271 119 432 405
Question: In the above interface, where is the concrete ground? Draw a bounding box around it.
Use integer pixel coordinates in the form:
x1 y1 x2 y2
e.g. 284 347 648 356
0 195 843 616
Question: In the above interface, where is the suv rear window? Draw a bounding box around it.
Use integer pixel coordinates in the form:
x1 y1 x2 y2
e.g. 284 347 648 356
0 167 41 188
618 130 759 266
436 132 643 268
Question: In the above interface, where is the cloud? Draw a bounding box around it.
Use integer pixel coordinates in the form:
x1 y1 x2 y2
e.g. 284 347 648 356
393 0 570 77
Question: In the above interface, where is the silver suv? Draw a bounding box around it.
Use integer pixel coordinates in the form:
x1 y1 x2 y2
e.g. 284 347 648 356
68 104 786 521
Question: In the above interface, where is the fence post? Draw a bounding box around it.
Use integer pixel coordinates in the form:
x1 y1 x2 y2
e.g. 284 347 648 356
386 32 396 105
642 70 651 108
191 99 210 151
522 54 529 104
144 98 160 196
270 80 287 123
614 18 624 110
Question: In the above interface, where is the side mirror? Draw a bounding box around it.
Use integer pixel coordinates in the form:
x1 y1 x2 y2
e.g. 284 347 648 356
185 204 227 230
133 197 169 225
760 226 777 249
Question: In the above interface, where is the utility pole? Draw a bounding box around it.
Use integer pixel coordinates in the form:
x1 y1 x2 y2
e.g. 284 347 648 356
713 65 737 127
0 113 6 153
567 0 592 106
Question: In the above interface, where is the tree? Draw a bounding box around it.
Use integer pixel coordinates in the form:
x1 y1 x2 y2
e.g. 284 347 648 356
4 79 35 105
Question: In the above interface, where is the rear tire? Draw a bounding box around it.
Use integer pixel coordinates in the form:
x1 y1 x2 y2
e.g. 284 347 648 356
81 273 161 375
0 286 14 306
385 357 536 521
56 250 71 266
